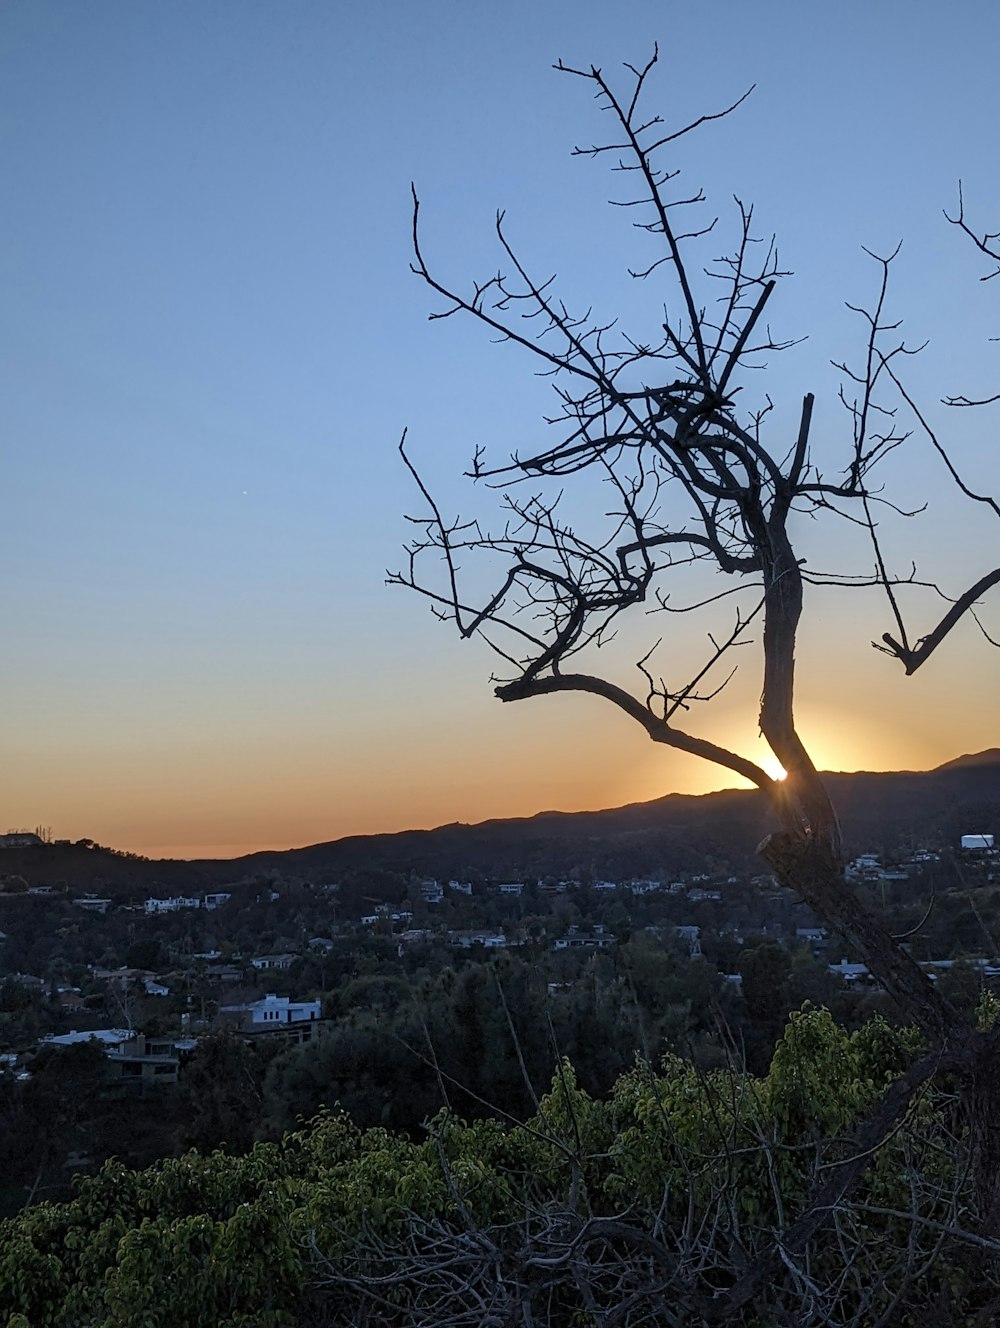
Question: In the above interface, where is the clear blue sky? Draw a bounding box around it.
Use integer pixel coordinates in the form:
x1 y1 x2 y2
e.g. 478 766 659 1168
2 1 998 856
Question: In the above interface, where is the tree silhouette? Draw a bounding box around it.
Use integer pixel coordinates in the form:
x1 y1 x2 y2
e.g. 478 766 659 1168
392 48 1000 1313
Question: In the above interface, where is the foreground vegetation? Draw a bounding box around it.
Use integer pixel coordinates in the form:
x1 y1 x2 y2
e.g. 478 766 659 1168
0 928 936 1218
3 1003 998 1327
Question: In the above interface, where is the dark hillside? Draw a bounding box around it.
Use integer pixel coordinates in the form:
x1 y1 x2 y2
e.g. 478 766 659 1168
4 754 997 889
205 753 1000 882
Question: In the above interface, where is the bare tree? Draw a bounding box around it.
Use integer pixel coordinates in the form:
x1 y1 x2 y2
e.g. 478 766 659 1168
871 184 1000 674
390 45 1000 1294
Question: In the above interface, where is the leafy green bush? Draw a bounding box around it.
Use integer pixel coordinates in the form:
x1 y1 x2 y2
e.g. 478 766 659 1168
0 1006 990 1327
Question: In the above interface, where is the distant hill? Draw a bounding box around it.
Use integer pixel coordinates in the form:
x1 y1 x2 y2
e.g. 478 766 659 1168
3 755 998 891
0 842 215 895
224 760 999 884
933 749 1000 772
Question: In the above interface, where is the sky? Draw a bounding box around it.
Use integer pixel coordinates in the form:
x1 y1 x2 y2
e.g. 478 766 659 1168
1 1 998 859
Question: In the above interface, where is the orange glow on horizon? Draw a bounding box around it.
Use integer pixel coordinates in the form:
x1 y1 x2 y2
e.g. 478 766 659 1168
7 643 995 863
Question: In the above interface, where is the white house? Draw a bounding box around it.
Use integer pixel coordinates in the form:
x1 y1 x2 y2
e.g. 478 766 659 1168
145 896 201 914
250 952 296 971
246 994 320 1025
203 892 232 910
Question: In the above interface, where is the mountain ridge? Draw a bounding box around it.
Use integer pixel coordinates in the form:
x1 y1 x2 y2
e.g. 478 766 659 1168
933 748 1000 772
2 753 998 889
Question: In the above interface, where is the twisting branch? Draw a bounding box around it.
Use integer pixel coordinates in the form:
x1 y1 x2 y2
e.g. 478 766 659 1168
877 567 1000 674
852 201 1000 672
946 180 1000 282
822 230 999 675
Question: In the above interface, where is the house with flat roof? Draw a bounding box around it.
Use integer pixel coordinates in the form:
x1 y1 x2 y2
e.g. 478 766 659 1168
220 993 321 1041
250 952 297 971
40 1029 182 1089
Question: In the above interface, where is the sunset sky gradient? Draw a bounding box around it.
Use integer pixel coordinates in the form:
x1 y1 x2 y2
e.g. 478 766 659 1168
2 1 998 858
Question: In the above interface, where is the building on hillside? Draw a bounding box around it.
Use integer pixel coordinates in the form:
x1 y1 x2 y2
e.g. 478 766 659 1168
91 965 145 985
144 896 201 914
203 892 232 910
106 1034 182 1087
450 930 509 949
7 972 45 992
828 960 874 987
629 879 660 895
72 896 112 914
218 994 322 1040
420 880 444 904
42 1033 185 1089
0 833 43 848
250 952 297 971
553 926 615 951
496 881 524 896
203 962 242 983
795 927 829 949
962 834 995 851
397 928 435 947
845 855 881 882
247 994 320 1024
43 1028 133 1052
